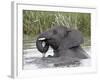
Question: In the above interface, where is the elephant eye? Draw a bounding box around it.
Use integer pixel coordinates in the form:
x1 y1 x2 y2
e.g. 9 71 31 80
53 30 57 34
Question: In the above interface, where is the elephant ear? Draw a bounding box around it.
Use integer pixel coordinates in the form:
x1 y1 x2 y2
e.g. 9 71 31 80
36 38 49 53
59 29 84 49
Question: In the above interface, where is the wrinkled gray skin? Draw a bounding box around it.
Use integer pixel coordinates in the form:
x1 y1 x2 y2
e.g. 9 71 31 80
36 26 89 65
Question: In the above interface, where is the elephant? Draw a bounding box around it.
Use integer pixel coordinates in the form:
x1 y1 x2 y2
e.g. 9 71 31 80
36 26 89 66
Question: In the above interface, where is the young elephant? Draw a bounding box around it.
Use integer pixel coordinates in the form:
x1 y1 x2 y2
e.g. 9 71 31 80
36 26 89 59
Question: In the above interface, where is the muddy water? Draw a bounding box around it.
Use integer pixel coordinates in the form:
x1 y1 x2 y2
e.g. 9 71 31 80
23 46 91 70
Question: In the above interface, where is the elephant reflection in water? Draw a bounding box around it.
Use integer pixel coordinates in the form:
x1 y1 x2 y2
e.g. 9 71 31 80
36 26 89 66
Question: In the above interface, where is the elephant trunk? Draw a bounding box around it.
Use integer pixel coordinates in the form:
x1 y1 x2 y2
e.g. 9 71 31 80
36 36 49 54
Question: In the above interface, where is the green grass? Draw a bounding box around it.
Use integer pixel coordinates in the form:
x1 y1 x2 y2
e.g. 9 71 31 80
23 10 91 47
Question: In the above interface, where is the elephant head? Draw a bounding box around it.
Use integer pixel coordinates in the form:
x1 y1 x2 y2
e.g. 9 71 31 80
36 26 84 57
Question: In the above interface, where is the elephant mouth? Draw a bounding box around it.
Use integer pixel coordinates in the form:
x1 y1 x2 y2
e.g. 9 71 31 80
36 37 59 54
41 41 46 47
36 37 49 53
38 37 47 48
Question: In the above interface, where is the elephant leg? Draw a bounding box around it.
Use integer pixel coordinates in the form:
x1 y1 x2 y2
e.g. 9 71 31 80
41 46 86 67
70 46 90 59
47 50 60 58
